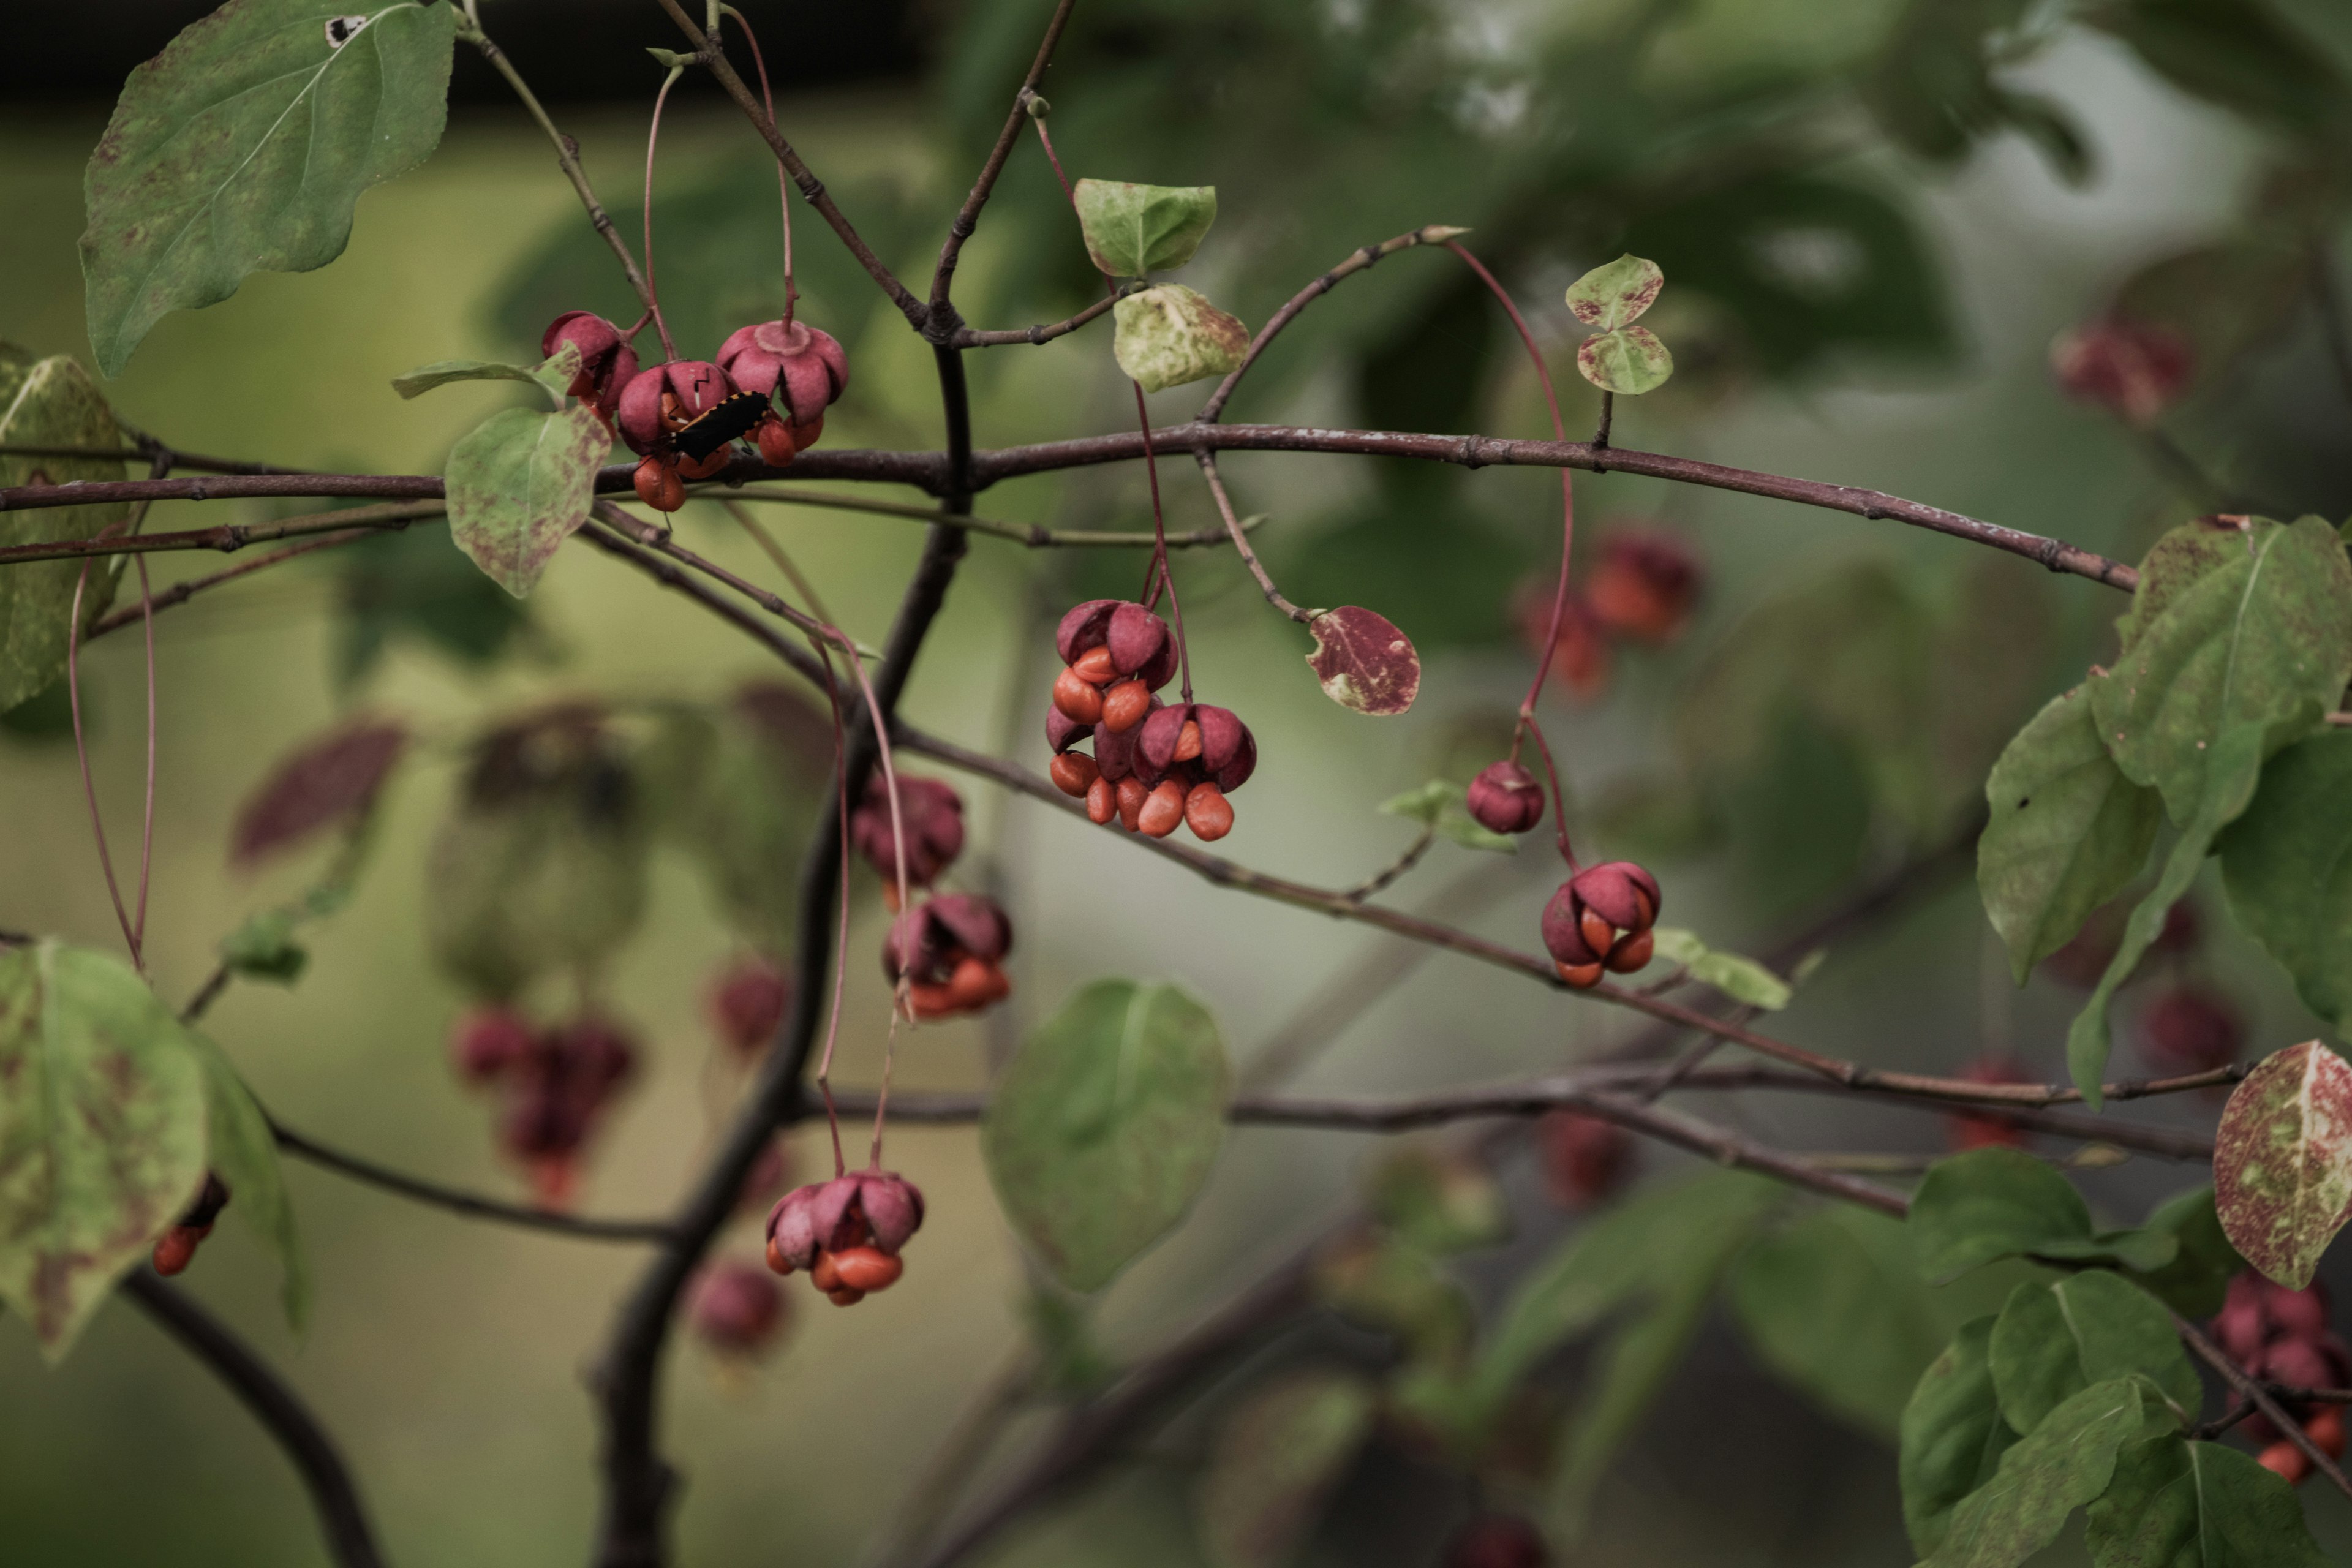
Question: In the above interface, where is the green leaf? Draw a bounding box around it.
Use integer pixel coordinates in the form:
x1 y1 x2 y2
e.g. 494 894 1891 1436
185 1031 307 1332
392 342 581 407
2065 723 2267 1106
1313 1233 1474 1365
1072 179 1218 276
1909 1149 2176 1283
639 696 830 951
0 347 129 714
80 0 456 376
1648 927 1792 1010
1565 254 1665 330
1378 781 1517 853
1922 1378 2169 1568
444 404 609 598
1901 1318 2020 1558
1365 1147 1509 1254
981 979 1231 1293
0 941 208 1359
2084 1434 2330 1568
1977 687 2163 985
2129 1187 2245 1318
1731 1205 1953 1440
2211 1041 2352 1291
219 907 307 984
1987 1273 2199 1436
1195 1368 1378 1568
1112 284 1250 393
2220 731 2352 1038
1575 325 1673 394
2089 517 2352 828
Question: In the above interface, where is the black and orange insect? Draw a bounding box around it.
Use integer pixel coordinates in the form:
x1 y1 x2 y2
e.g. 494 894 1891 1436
673 390 771 462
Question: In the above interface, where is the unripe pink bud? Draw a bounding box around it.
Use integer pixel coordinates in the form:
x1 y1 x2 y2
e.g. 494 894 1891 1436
1466 760 1544 834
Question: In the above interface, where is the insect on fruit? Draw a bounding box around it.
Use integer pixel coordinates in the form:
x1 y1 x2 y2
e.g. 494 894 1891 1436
671 389 772 464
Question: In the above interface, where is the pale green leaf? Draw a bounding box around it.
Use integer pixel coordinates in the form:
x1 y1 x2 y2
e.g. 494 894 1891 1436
80 0 457 375
1648 927 1792 1009
1112 284 1250 393
185 1031 307 1331
1565 254 1664 329
392 342 581 407
0 347 129 714
444 404 609 598
1073 179 1218 276
981 979 1231 1292
1575 325 1673 394
1378 781 1516 853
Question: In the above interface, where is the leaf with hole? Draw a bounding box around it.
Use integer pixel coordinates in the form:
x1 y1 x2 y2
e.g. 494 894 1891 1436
1073 180 1218 276
0 941 208 1360
444 404 609 598
1648 927 1792 1010
0 346 129 714
1306 605 1420 716
981 979 1230 1292
1195 1368 1378 1568
1576 326 1673 394
80 0 456 375
1112 284 1250 393
1977 686 2162 986
2212 1041 2352 1290
1566 254 1665 329
1986 1272 2198 1435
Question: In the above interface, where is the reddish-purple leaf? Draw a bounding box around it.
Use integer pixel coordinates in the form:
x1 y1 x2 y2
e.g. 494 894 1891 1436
2213 1041 2352 1289
1305 606 1420 717
231 721 409 866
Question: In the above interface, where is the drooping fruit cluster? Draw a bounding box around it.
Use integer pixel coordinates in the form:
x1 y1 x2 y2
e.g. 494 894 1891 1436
1044 599 1255 841
717 318 848 468
1512 529 1705 701
1466 759 1546 835
151 1173 230 1277
884 892 1014 1020
447 1006 638 1206
618 358 739 510
1540 861 1662 988
851 774 966 907
687 1258 790 1360
707 952 792 1060
764 1169 924 1306
1442 1515 1549 1568
2212 1271 2351 1482
1540 1109 1634 1210
1945 1056 2033 1152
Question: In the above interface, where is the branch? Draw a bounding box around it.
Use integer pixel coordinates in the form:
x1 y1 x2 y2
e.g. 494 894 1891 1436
0 500 446 566
0 428 2139 592
2176 1312 2352 1505
0 442 302 477
928 0 1082 324
120 1269 387 1568
949 288 1125 349
719 484 1251 549
650 0 924 328
86 529 382 640
1196 451 1311 620
575 514 834 693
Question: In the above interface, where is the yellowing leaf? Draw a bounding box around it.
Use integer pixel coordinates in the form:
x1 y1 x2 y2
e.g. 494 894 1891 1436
1112 284 1249 393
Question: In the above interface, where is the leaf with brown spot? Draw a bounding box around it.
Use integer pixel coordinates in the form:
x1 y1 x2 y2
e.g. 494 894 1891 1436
230 719 409 865
1306 606 1420 716
2213 1041 2352 1289
0 345 130 714
0 941 208 1360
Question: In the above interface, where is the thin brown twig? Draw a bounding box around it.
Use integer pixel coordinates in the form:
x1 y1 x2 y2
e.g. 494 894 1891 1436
719 484 1250 548
86 529 374 640
269 1117 676 1242
2176 1313 2352 1504
0 442 303 477
1196 451 1310 620
928 0 1083 323
950 289 1126 348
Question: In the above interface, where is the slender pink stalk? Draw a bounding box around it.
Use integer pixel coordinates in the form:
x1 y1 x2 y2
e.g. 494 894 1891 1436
66 562 140 968
134 557 156 953
641 69 683 361
722 9 797 325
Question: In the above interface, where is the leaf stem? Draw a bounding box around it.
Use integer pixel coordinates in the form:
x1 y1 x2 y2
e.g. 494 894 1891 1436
641 66 684 361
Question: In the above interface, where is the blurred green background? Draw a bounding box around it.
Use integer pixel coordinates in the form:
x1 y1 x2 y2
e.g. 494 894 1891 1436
6 1 2352 1564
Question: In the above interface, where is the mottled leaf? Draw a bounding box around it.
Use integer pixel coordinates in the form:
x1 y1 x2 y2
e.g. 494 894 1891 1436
230 719 408 865
1565 254 1664 330
1988 1273 2199 1435
2084 1435 2329 1568
0 941 207 1359
1377 782 1515 852
1648 927 1792 1010
1910 1149 2176 1283
1901 1317 2019 1557
1072 180 1218 276
1575 325 1673 394
444 404 608 597
1923 1378 2168 1568
981 979 1230 1292
0 347 128 714
2212 1041 2352 1290
1977 687 2162 985
1112 284 1250 393
80 0 456 375
1196 1368 1378 1568
186 1031 307 1330
1306 606 1420 715
391 341 580 405
2219 731 2352 1038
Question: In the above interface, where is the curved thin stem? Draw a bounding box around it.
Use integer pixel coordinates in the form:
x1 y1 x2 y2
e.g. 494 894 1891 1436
269 1116 674 1242
134 557 157 954
720 6 795 324
67 559 140 969
1196 453 1310 620
641 67 684 361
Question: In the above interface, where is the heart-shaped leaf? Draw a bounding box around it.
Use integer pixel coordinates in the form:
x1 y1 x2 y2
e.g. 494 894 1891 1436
0 941 208 1360
1073 180 1218 276
0 346 129 714
392 342 581 406
981 979 1229 1292
1576 325 1673 394
2213 1041 2352 1289
1112 284 1250 393
444 404 608 597
1566 254 1665 330
81 0 457 375
1977 685 2162 985
1306 605 1420 715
